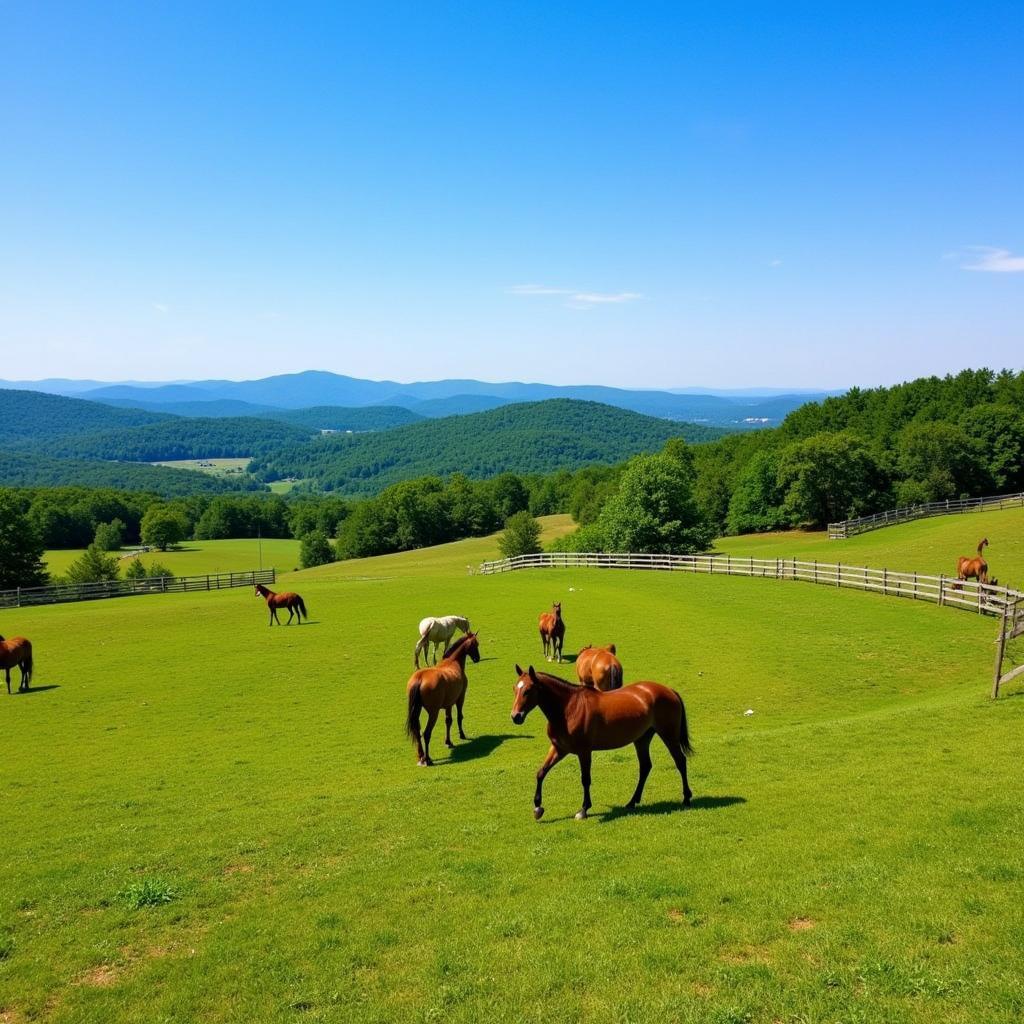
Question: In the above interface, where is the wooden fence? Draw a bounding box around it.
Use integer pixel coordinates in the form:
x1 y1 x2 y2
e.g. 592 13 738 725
828 490 1024 538
477 552 1024 696
0 569 276 610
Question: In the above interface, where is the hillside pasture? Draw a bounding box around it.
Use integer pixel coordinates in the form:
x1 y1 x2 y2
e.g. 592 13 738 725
716 506 1024 590
3 516 1024 1022
151 457 253 477
43 538 302 580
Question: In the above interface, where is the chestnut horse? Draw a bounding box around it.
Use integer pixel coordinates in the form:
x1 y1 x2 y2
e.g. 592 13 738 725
957 538 990 585
575 644 623 691
0 636 33 694
511 665 692 820
254 583 308 625
405 633 481 766
538 602 565 662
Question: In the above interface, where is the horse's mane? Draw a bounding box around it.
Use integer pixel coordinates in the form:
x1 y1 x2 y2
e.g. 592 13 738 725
443 633 475 659
532 670 579 691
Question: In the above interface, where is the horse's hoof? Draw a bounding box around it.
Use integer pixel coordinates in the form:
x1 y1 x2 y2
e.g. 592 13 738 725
575 810 589 821
534 806 544 820
445 741 454 748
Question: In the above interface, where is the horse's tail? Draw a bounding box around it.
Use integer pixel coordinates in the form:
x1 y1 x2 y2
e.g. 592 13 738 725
297 596 308 620
405 681 423 738
610 660 623 690
675 691 693 756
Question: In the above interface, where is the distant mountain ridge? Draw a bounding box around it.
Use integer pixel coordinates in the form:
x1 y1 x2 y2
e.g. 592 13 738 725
0 370 837 426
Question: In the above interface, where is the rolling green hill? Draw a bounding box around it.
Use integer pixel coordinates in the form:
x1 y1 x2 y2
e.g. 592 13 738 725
14 416 313 463
0 387 171 440
250 399 729 494
256 404 424 432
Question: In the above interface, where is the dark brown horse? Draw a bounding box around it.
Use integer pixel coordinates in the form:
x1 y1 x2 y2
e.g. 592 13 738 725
406 633 481 766
0 636 33 694
511 665 692 820
957 538 990 585
255 583 308 625
575 643 623 691
538 602 565 662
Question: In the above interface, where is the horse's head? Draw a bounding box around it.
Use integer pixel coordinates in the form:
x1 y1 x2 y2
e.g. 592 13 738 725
552 601 562 616
254 584 264 597
511 664 541 724
464 632 481 663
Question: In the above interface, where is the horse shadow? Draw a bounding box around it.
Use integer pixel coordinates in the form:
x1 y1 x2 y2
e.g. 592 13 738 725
443 733 530 764
597 794 746 823
12 685 60 696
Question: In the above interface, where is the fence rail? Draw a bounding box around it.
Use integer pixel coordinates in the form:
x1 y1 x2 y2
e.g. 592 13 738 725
0 569 276 609
478 551 1024 697
828 491 1024 538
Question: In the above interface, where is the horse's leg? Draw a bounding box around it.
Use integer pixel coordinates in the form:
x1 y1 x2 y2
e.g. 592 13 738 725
658 728 693 807
627 729 655 808
20 663 29 692
533 745 564 820
444 707 454 747
575 750 593 820
269 606 275 626
540 631 549 660
5 669 10 696
422 708 440 766
455 685 468 740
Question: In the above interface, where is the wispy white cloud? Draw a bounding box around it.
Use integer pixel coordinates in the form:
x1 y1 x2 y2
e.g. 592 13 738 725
960 246 1024 273
153 302 169 315
508 284 642 308
768 258 782 268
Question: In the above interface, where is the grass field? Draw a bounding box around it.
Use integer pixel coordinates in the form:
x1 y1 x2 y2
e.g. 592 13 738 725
4 512 1024 1022
43 538 303 580
151 458 253 477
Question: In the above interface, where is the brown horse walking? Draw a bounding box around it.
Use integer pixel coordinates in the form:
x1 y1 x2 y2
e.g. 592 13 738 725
511 665 693 820
255 583 308 625
575 644 623 691
0 636 33 694
538 602 565 662
406 633 481 766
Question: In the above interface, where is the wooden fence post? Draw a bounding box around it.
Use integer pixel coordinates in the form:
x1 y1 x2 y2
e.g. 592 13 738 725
993 604 1009 699
938 575 945 606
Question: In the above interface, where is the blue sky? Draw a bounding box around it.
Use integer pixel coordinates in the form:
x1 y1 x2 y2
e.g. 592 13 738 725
1 2 1022 388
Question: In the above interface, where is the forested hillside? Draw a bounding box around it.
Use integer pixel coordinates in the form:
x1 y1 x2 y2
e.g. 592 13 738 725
0 451 256 496
15 417 313 463
249 400 728 494
0 388 171 440
684 368 1024 535
257 405 424 431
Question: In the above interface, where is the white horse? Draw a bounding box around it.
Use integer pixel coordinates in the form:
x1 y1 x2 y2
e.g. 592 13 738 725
414 615 470 668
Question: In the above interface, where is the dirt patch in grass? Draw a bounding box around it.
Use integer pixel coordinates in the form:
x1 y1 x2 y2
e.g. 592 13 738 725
79 964 118 987
788 917 816 932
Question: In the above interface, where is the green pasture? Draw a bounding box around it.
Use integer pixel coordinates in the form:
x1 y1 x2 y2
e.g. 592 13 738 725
151 458 253 477
3 512 1024 1022
43 538 302 580
716 506 1024 589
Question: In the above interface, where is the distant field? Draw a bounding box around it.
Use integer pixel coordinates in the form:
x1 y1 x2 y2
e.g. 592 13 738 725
6 511 1022 1021
151 457 252 477
43 537 302 578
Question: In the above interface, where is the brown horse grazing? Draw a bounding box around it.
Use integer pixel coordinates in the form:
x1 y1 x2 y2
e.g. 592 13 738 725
406 633 481 766
0 636 33 694
511 665 692 821
538 602 565 662
254 583 308 625
575 644 623 691
956 538 990 585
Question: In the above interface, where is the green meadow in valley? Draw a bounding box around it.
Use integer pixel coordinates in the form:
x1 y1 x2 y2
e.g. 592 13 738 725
3 514 1023 1022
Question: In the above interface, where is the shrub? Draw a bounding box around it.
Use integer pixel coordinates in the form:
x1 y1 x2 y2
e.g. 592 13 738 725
140 507 189 551
498 511 542 558
117 877 176 908
299 530 335 569
93 518 125 551
65 544 120 584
